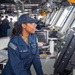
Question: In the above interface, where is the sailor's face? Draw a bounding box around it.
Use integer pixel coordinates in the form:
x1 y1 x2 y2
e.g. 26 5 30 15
24 23 37 34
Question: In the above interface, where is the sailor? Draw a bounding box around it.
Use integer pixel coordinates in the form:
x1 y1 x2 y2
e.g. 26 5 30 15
2 14 44 75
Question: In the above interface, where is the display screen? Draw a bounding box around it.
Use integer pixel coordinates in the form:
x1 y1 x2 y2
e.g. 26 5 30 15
35 30 48 43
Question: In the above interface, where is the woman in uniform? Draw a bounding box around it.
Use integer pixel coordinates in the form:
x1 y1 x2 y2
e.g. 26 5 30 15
2 14 44 75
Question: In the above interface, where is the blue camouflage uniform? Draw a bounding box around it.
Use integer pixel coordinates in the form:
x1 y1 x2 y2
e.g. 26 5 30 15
2 34 43 75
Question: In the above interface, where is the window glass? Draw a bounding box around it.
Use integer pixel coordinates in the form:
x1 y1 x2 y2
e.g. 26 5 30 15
71 20 75 28
55 6 74 27
49 10 59 25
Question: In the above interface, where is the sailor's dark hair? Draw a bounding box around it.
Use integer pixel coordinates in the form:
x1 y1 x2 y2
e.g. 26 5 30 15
13 22 22 36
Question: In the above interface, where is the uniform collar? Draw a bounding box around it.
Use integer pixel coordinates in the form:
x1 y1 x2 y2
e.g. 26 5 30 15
28 34 32 44
18 35 32 45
